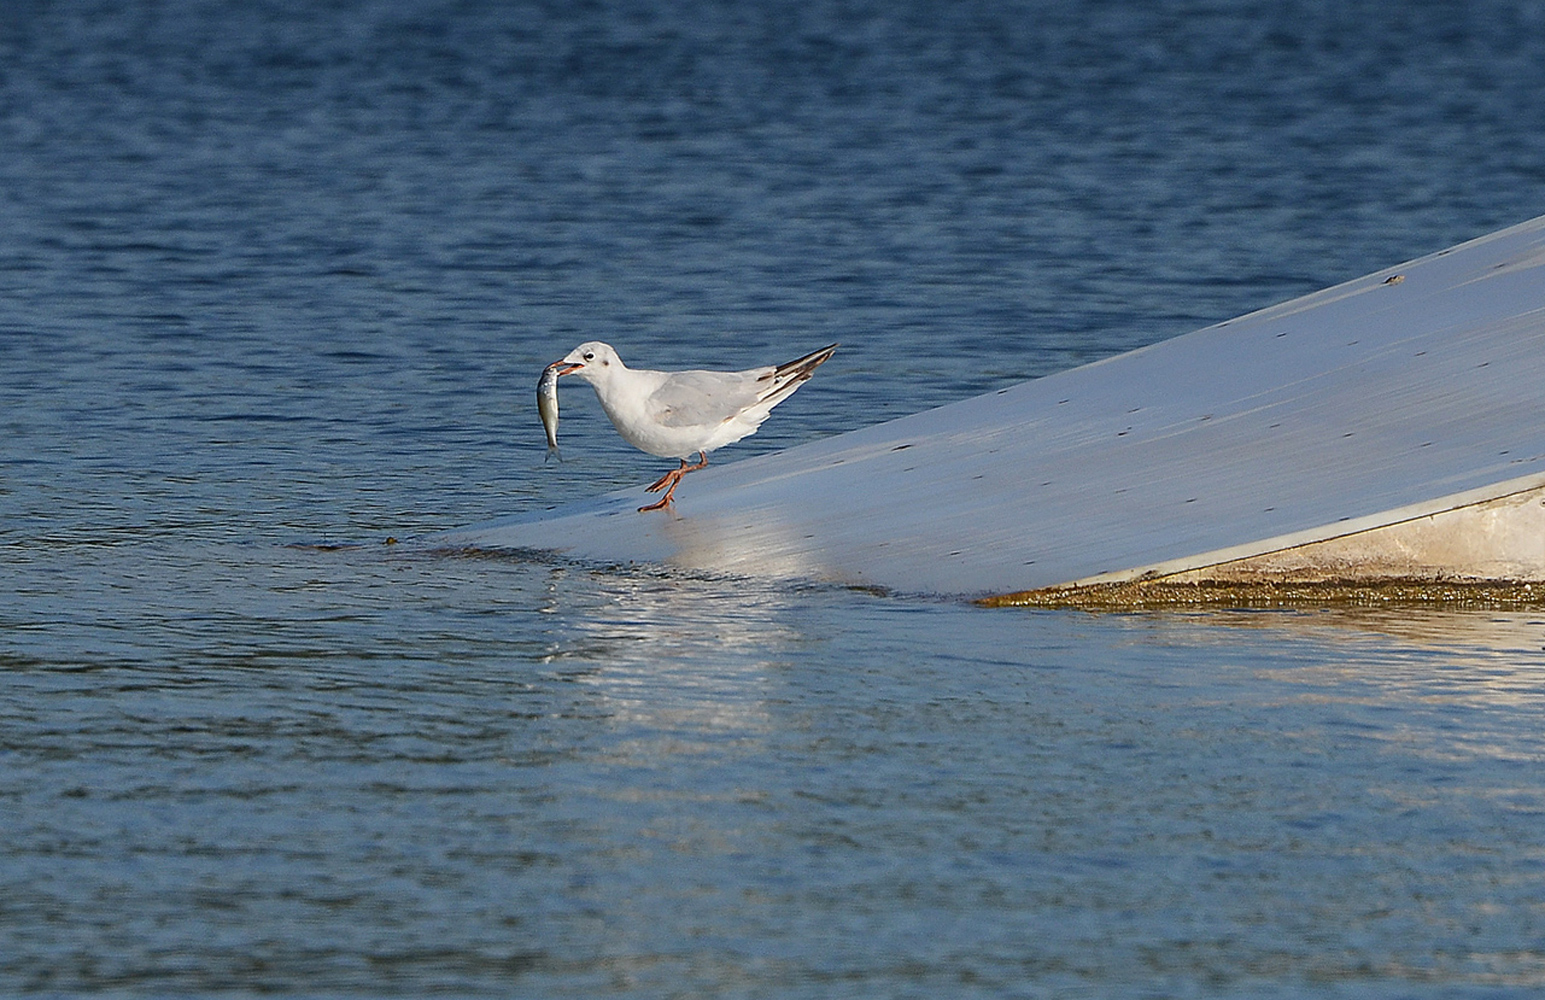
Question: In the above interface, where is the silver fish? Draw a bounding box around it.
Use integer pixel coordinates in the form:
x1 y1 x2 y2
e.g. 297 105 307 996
537 363 562 463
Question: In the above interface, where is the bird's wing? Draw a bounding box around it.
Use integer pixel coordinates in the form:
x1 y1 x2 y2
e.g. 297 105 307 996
645 369 767 428
645 345 837 429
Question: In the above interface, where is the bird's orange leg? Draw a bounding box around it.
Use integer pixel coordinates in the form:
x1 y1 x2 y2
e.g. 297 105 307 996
646 460 686 493
638 473 681 512
638 452 708 512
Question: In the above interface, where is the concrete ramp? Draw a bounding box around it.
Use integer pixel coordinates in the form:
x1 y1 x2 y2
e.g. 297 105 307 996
438 215 1545 602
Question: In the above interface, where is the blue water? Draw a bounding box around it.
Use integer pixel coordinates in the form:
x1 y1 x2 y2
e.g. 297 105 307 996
5 0 1545 995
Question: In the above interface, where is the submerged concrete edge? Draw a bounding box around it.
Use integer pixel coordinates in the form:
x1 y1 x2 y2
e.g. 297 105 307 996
1041 472 1545 583
985 472 1545 609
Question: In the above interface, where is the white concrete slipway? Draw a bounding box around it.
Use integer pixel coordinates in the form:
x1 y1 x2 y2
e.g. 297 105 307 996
436 214 1545 600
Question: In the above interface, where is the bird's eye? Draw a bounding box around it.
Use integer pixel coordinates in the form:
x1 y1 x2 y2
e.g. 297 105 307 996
583 352 594 361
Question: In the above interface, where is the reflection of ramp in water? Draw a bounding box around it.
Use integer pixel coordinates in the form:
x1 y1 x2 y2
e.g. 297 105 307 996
440 215 1545 602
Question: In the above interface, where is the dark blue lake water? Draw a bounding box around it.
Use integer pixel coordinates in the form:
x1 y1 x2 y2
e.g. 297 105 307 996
5 1 1545 995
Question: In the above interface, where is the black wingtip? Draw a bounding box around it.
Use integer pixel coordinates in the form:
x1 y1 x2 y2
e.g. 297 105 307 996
769 343 838 379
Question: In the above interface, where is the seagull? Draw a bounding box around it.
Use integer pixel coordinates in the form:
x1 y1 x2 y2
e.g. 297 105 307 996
551 341 837 511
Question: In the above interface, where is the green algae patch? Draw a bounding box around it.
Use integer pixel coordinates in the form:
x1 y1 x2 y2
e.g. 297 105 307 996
982 578 1545 610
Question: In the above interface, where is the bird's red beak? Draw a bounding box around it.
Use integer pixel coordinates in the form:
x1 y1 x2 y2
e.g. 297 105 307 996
552 362 584 376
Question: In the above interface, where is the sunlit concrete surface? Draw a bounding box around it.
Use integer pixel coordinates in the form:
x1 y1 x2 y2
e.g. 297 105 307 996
439 214 1545 601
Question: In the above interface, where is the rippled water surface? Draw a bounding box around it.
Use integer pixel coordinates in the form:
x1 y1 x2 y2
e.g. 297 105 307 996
6 0 1545 995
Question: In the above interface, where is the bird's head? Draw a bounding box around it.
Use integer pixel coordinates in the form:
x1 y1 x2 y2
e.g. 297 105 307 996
553 341 621 382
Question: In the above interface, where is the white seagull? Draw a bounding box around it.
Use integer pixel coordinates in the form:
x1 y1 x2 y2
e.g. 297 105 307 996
551 341 837 511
